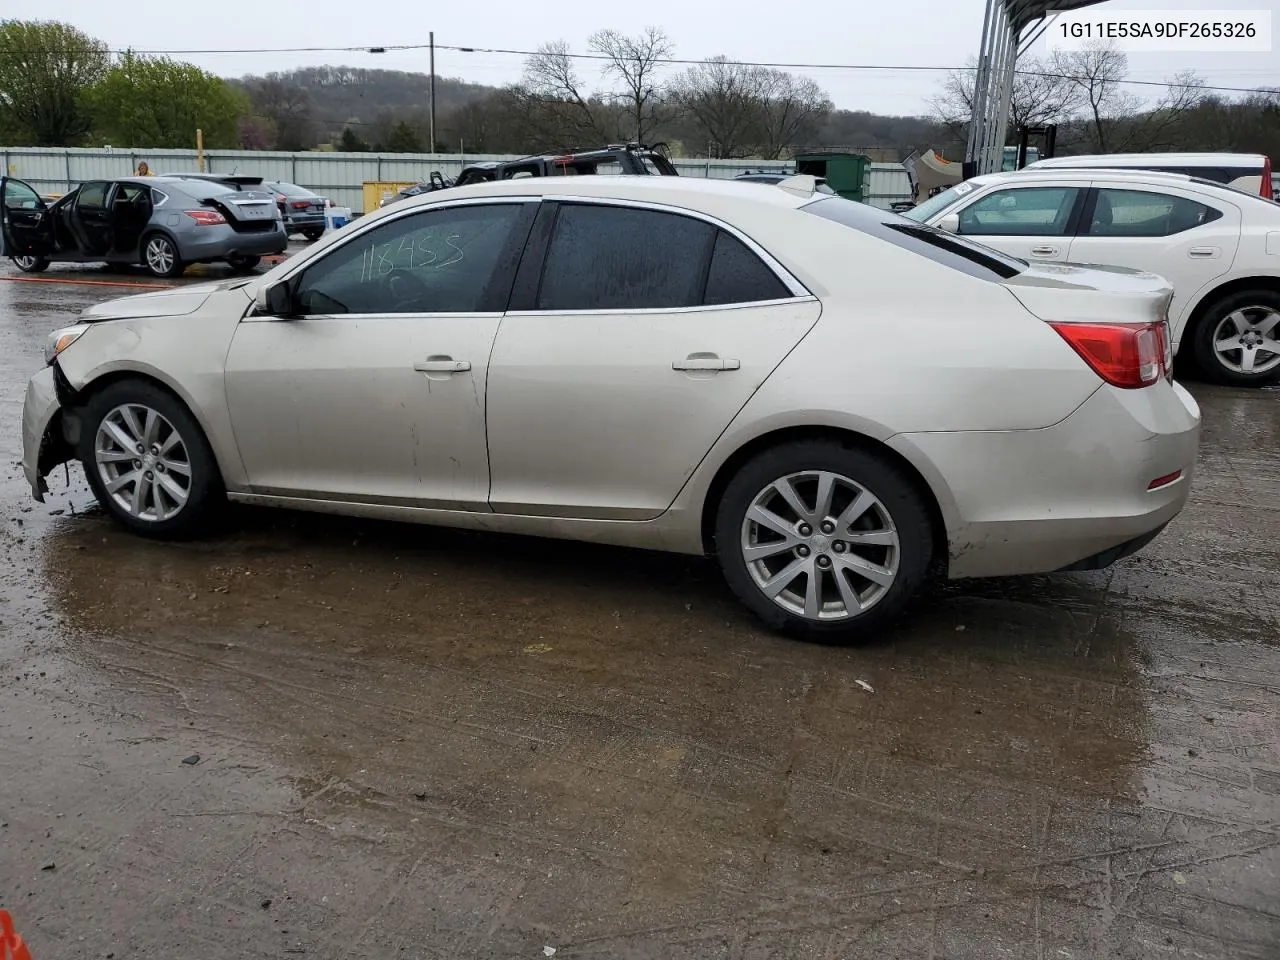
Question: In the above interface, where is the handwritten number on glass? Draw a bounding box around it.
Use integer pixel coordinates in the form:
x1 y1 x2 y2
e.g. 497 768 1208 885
360 232 465 283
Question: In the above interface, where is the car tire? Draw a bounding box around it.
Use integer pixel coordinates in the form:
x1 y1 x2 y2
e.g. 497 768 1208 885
714 441 933 643
79 378 223 540
1190 289 1280 387
302 228 324 242
141 233 185 279
227 254 261 272
12 255 50 273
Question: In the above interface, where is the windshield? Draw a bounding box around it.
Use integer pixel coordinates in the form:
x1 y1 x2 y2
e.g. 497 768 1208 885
173 179 238 197
901 184 968 222
271 181 315 197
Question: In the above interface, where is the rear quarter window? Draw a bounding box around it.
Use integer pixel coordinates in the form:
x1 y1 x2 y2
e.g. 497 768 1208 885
802 196 1025 281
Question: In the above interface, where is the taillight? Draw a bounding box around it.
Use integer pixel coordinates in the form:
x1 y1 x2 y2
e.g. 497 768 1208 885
276 193 287 203
184 209 226 226
290 200 311 209
1262 155 1273 198
1156 320 1173 381
1048 321 1170 389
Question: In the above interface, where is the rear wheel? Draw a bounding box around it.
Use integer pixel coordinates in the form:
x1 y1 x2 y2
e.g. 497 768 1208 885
1190 289 1280 386
226 254 261 273
142 233 185 278
12 254 50 273
80 379 223 539
302 227 324 242
714 441 933 643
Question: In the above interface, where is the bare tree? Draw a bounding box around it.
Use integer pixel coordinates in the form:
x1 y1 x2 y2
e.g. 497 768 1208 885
1111 70 1206 150
668 56 761 157
930 55 1083 142
512 40 618 150
589 27 673 143
1047 44 1130 152
752 69 832 159
244 74 314 149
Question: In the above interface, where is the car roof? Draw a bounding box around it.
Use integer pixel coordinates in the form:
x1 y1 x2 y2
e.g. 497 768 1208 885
394 173 813 211
980 168 1204 186
1026 152 1266 169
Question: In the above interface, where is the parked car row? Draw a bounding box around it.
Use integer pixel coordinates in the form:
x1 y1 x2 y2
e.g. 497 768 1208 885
20 172 1202 642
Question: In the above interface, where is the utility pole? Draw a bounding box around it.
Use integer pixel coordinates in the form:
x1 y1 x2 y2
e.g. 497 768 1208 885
429 32 437 154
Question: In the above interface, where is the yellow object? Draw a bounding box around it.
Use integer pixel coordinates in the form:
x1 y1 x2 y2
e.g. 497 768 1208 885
362 181 418 214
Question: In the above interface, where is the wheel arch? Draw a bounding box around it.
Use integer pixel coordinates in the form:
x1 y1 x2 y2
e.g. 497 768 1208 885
138 225 182 262
1184 275 1280 336
697 425 950 568
62 366 229 483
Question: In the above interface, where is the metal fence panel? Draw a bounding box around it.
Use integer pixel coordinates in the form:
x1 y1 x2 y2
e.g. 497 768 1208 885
2 146 907 213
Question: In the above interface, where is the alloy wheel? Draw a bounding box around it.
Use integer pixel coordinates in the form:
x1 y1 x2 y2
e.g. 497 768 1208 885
1212 306 1280 376
95 403 193 522
14 255 39 270
145 237 175 275
740 470 900 621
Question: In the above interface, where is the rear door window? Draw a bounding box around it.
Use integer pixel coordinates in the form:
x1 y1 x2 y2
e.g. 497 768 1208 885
536 204 714 310
1087 188 1222 237
534 204 795 310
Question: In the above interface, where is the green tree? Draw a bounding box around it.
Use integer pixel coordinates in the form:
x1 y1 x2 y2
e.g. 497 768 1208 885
381 120 425 153
0 19 109 145
88 52 249 148
338 126 371 152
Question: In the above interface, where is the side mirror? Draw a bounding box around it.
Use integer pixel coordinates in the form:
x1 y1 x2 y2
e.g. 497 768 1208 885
256 282 296 317
937 213 960 234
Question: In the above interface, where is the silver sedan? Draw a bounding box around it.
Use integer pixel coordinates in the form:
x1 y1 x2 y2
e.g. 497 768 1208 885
20 175 1200 641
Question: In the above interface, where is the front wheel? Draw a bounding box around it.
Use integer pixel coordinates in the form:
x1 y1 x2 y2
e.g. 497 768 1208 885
714 441 934 643
302 228 324 242
226 254 261 273
1190 289 1280 386
80 379 223 539
142 233 185 278
12 254 50 273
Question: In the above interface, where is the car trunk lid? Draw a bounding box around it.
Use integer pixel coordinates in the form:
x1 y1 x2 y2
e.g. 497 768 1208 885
203 190 278 233
1001 260 1173 326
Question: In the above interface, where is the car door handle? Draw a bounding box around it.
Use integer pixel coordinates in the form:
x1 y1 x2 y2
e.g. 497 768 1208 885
1188 246 1219 258
672 354 741 372
1030 245 1059 257
413 357 471 373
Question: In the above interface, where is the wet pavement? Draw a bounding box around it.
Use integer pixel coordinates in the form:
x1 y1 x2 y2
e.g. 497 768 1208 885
1 254 1278 959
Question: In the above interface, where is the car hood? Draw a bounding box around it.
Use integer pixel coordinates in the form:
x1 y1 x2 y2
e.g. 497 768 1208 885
78 278 254 322
1002 260 1174 325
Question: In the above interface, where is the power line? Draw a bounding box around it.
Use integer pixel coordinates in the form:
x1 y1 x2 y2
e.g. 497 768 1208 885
2 40 1276 97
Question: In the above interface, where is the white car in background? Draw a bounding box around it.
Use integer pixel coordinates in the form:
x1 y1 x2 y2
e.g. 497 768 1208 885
1022 152 1273 199
906 169 1280 386
20 175 1200 642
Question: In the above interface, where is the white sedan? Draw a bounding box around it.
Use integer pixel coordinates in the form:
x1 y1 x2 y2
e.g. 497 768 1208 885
17 174 1200 642
904 168 1280 386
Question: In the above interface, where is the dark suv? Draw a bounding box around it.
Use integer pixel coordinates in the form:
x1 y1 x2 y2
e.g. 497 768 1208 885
384 144 678 207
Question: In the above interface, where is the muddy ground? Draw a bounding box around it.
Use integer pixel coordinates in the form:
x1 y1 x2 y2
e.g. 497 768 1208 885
0 253 1277 959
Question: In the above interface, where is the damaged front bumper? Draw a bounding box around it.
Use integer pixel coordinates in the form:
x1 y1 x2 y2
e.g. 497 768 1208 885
22 365 75 502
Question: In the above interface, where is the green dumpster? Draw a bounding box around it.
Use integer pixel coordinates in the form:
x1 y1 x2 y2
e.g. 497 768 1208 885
793 152 870 202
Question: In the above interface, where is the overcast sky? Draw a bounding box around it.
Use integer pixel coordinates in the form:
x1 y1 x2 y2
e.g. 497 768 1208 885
34 0 1280 116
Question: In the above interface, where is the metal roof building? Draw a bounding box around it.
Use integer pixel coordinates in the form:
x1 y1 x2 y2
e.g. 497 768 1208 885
966 0 1110 174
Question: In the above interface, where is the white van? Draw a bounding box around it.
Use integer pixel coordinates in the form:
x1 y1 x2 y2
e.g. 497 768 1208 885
1022 153 1273 199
